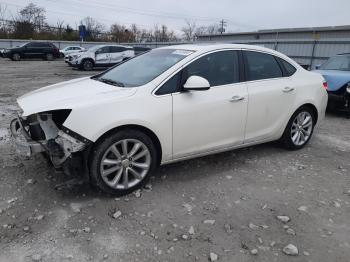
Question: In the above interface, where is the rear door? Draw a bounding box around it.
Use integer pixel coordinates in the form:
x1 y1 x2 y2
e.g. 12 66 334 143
172 50 248 159
243 50 297 143
109 46 125 64
95 46 111 65
23 42 37 58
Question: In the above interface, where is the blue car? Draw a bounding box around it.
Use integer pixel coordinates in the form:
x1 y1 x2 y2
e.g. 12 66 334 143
314 53 350 115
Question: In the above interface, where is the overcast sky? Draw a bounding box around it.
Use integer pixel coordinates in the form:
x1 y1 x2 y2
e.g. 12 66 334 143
2 0 350 35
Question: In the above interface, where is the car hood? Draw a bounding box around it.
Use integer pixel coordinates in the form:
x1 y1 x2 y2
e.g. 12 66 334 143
18 77 137 116
313 70 350 91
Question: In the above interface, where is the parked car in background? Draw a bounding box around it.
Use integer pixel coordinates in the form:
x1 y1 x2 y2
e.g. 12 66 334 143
11 44 328 195
59 46 86 58
314 53 350 115
67 44 134 70
133 46 151 55
2 42 60 61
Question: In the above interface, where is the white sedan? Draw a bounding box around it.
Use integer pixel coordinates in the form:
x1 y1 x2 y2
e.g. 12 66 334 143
59 46 85 58
11 44 328 195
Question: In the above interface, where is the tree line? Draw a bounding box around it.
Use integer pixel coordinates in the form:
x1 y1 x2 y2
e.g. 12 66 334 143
0 3 221 42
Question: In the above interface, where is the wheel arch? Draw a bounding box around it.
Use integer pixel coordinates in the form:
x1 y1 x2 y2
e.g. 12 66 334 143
93 124 162 166
279 102 319 141
299 103 318 124
80 58 95 69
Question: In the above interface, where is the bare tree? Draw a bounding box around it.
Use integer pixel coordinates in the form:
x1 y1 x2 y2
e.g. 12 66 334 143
0 4 8 37
181 20 196 41
80 16 105 40
56 19 64 38
110 23 135 42
206 24 219 35
19 3 46 30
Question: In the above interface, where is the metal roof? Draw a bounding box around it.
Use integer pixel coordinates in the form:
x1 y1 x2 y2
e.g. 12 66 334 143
199 25 350 38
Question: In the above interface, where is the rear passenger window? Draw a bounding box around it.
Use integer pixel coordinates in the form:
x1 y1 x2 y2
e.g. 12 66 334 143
279 58 297 76
155 72 180 96
245 51 283 81
110 46 126 53
184 51 240 87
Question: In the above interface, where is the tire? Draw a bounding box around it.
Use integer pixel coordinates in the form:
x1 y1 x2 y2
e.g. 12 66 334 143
89 129 158 195
45 53 54 61
81 59 94 71
12 53 20 61
280 106 316 150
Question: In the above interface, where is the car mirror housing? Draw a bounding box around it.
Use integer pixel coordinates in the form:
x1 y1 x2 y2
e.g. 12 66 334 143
315 65 321 70
183 76 210 91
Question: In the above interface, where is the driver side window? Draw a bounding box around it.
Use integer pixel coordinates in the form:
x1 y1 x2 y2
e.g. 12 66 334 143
183 50 240 87
96 46 110 54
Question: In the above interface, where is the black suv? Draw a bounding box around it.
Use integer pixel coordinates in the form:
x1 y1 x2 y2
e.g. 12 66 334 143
2 42 60 61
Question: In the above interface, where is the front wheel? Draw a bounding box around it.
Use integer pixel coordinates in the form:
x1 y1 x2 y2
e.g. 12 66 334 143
280 106 316 150
89 129 158 195
12 53 21 61
81 59 94 71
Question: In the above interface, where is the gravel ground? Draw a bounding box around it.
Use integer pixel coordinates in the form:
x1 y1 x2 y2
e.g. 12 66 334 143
0 58 350 262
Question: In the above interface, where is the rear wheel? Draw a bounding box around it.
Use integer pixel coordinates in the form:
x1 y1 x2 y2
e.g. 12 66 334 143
280 106 316 150
12 53 20 61
89 129 158 195
45 53 54 61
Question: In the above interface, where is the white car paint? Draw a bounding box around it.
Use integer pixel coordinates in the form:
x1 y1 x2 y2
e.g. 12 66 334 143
67 45 134 68
60 46 85 57
16 44 328 165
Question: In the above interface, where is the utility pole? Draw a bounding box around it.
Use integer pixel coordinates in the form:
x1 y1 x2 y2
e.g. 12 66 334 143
219 19 227 34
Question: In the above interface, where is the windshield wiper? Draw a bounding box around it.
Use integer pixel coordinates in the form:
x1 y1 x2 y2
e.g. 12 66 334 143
98 78 125 87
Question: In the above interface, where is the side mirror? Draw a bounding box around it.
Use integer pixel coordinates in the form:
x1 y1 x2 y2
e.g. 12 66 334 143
315 65 321 70
183 76 210 91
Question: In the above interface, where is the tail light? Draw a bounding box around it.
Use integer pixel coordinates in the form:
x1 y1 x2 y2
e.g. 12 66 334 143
323 81 328 90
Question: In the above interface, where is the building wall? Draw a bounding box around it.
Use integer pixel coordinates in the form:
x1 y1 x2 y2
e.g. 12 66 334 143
198 26 350 69
2 26 350 69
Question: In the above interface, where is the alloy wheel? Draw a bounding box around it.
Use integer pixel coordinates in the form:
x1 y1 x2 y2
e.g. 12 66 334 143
12 53 20 61
46 53 53 60
290 111 313 146
84 60 93 70
99 139 151 190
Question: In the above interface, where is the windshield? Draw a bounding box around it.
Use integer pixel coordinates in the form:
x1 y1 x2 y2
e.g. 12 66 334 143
16 42 28 48
97 48 194 87
320 55 350 71
88 45 102 52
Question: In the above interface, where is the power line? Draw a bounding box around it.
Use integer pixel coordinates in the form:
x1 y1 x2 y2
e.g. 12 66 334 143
0 1 154 29
12 0 257 30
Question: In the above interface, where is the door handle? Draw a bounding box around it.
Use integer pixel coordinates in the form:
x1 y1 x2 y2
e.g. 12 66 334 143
282 87 295 93
230 96 245 102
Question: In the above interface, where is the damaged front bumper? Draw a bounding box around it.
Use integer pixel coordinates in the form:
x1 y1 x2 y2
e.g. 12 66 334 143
10 116 46 157
10 113 89 168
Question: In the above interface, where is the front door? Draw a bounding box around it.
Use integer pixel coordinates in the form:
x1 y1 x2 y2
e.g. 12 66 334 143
172 50 248 159
95 46 111 65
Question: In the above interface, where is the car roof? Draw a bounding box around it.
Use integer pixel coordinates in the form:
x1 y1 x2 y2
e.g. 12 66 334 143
159 43 277 53
97 44 130 48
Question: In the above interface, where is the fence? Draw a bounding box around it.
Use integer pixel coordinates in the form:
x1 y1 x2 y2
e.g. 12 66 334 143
0 39 189 50
1 36 349 69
